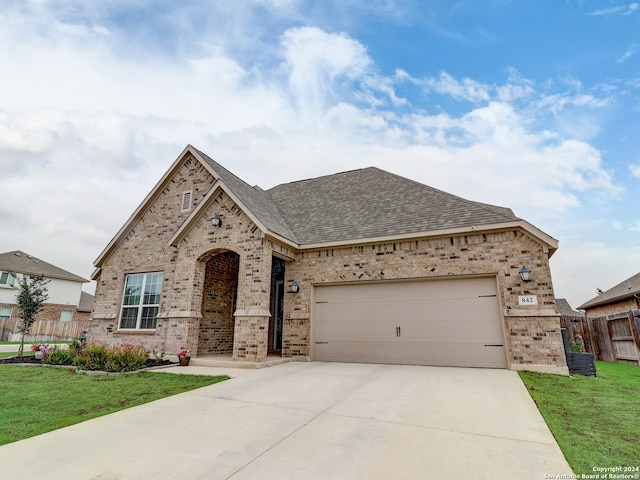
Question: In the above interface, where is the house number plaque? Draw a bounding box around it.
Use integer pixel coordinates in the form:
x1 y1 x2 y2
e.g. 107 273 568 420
518 295 538 306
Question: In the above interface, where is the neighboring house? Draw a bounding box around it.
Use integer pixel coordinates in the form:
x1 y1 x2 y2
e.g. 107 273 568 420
579 272 640 318
90 145 567 374
556 298 584 317
0 250 92 322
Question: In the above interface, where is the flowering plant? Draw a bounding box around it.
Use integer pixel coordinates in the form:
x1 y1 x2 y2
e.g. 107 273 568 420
177 348 189 357
571 334 585 353
31 343 53 356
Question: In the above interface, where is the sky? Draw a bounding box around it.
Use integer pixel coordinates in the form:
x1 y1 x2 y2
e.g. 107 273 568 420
1 0 639 309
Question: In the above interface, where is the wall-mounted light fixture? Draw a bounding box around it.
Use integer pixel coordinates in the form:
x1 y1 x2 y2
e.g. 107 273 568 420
519 266 532 283
289 281 299 293
211 215 222 228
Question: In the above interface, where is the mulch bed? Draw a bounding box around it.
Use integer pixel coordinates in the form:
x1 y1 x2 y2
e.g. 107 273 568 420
0 355 174 369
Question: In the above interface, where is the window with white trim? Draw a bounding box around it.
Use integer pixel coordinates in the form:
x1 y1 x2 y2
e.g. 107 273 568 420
60 310 73 322
0 271 16 287
180 190 193 213
119 272 164 330
0 306 12 319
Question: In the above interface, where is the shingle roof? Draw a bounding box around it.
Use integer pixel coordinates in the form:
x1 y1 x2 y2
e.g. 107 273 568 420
78 291 94 312
266 167 519 244
556 298 583 316
0 250 88 283
195 149 299 242
578 272 640 310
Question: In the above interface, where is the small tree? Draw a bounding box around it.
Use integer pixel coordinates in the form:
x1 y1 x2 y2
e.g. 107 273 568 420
15 274 49 357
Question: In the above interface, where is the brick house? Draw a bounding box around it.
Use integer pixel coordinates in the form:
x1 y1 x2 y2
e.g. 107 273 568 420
0 250 92 322
578 272 640 318
89 145 567 374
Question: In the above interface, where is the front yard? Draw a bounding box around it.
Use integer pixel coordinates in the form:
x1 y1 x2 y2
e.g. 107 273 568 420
519 361 640 476
0 366 228 445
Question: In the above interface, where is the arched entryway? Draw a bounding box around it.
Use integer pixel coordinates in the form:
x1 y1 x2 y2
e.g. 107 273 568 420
198 250 240 355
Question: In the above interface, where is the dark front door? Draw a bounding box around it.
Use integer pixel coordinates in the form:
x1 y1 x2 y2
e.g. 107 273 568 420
269 257 285 353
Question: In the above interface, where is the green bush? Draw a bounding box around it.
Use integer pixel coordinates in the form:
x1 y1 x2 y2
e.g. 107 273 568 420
104 344 149 372
72 343 149 372
43 349 76 365
73 344 109 371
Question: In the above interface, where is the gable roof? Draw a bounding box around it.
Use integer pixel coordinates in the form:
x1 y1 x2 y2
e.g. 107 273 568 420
267 167 520 245
556 298 584 316
0 250 88 283
578 271 640 310
95 144 558 271
193 148 298 242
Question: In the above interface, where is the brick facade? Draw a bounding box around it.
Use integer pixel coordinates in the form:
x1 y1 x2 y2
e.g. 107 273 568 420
0 302 90 322
584 298 638 318
89 149 567 373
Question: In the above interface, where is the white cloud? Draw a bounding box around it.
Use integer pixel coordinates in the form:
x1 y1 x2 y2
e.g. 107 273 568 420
589 3 639 16
631 164 640 177
0 2 623 294
422 72 491 102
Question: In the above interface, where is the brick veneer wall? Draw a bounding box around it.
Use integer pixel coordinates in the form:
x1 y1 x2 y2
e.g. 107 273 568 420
89 154 274 361
282 229 566 371
198 251 239 354
0 302 89 322
584 298 638 318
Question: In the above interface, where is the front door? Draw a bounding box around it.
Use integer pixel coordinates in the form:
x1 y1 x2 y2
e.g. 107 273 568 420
269 256 285 353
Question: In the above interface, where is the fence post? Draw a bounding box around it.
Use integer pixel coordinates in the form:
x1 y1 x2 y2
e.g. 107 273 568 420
629 310 640 366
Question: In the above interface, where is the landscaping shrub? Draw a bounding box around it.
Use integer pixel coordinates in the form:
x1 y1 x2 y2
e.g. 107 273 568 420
104 344 149 372
44 349 76 365
73 344 109 371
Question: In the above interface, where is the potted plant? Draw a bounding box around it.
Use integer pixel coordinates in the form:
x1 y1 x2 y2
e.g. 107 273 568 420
177 348 190 366
31 343 52 360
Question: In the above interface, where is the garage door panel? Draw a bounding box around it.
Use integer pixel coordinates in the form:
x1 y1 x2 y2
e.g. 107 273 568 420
314 277 507 368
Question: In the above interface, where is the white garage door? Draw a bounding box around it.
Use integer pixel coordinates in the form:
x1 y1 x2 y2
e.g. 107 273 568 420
313 277 507 368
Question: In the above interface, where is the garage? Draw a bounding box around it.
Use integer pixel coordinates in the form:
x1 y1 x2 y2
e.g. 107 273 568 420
313 276 507 368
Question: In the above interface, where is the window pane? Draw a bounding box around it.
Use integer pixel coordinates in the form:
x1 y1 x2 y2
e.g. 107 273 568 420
60 310 73 322
143 272 163 305
140 306 158 329
119 307 138 329
123 274 143 306
0 306 12 318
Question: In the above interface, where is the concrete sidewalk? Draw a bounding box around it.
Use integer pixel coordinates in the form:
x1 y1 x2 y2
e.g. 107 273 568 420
0 362 573 479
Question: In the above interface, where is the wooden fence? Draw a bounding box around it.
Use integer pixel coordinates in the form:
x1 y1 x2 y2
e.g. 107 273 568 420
0 318 88 343
561 309 640 365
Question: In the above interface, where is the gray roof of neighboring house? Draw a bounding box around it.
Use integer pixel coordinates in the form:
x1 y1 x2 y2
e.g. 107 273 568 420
578 271 640 310
0 250 88 283
266 167 519 245
556 298 584 316
78 291 95 312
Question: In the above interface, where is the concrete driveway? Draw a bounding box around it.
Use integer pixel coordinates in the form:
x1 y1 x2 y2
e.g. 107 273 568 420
0 362 572 479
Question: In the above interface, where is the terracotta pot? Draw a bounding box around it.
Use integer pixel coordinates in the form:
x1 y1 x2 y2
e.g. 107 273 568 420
178 356 191 366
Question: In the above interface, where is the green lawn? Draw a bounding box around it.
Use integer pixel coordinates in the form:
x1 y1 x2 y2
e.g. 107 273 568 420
0 351 34 359
519 361 640 475
0 366 228 445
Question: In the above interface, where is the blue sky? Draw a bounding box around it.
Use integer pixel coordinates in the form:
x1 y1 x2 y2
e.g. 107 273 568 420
1 0 639 308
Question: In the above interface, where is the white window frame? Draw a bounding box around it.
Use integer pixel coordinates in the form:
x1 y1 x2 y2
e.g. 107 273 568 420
180 190 193 213
118 272 164 330
0 271 16 288
0 306 12 319
60 310 74 322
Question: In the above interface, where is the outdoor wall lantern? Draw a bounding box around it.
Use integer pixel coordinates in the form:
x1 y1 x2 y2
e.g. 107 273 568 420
519 266 532 283
211 215 222 228
290 281 299 293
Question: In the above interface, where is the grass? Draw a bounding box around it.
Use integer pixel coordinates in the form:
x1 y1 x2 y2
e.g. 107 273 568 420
0 365 228 446
0 351 34 359
519 361 640 475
